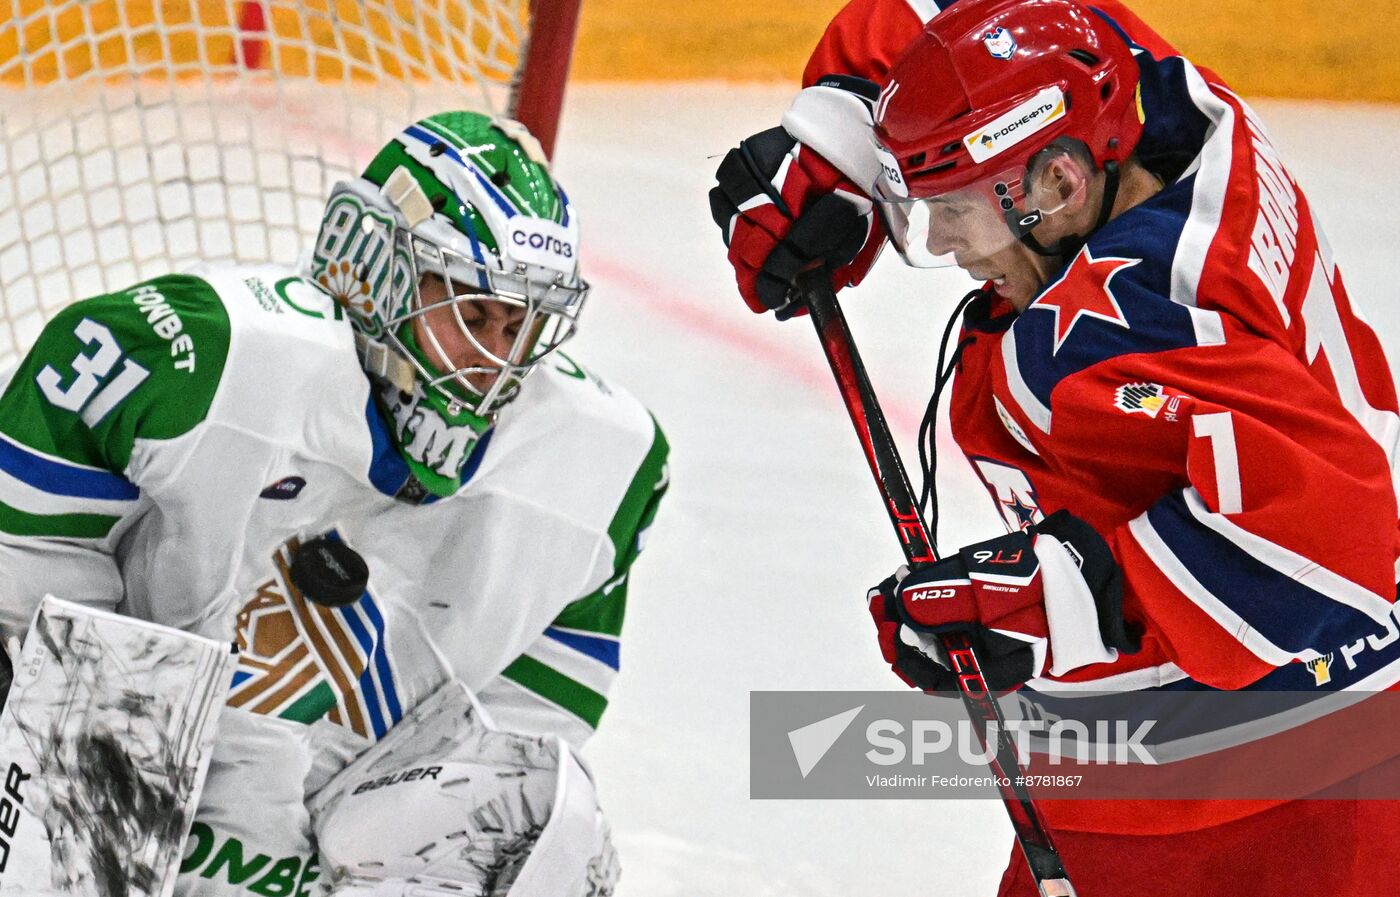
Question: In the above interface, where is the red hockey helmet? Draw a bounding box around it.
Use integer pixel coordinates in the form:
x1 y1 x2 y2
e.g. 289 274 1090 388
870 0 1145 266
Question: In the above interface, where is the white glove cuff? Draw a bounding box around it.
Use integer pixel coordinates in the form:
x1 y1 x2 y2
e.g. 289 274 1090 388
781 85 883 196
1033 534 1119 676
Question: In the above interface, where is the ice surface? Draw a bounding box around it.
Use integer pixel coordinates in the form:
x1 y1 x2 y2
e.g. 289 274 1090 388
551 85 1400 896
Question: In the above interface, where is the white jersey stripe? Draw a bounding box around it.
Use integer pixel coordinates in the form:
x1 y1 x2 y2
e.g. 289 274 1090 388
903 0 942 23
524 635 616 697
1028 660 1191 692
1188 306 1226 347
1170 61 1236 309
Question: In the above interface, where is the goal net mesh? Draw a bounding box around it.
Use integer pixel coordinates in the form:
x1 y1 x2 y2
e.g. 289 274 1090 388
0 0 543 370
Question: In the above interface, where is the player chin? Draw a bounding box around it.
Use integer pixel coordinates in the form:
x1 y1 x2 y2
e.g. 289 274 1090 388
952 245 1054 311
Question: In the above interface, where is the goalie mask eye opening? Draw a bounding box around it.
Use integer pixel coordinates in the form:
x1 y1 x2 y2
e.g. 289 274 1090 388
378 232 588 415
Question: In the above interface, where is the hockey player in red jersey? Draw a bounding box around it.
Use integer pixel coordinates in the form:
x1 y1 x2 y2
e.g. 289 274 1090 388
709 0 1400 893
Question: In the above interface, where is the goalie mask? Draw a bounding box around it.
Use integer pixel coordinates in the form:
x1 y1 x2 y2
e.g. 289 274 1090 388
310 111 587 497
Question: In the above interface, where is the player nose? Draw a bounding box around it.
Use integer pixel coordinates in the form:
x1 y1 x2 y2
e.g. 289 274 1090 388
925 227 966 260
467 304 528 365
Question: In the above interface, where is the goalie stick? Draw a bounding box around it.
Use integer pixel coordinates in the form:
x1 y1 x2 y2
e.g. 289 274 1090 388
796 269 1077 897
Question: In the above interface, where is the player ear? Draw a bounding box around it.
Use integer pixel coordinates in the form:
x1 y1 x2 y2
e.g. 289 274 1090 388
1033 152 1092 213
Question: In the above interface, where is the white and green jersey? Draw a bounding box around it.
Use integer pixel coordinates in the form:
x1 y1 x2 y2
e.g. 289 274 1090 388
0 263 668 751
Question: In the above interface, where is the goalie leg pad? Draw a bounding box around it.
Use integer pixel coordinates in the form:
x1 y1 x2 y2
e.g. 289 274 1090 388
309 681 618 897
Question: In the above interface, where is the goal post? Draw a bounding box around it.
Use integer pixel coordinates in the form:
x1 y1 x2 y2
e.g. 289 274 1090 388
0 0 584 371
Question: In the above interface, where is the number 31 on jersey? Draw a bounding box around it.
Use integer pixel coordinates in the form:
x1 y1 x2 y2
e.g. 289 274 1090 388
36 318 149 427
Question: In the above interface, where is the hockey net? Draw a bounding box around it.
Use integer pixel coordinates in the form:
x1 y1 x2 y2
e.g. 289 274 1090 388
0 0 581 371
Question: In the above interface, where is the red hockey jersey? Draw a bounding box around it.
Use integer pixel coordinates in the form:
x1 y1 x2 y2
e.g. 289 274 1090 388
803 0 1400 832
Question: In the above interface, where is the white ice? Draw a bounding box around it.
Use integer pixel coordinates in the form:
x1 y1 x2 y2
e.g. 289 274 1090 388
553 84 1400 897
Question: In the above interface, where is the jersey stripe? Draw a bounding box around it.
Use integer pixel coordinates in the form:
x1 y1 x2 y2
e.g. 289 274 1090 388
1002 325 1053 433
0 500 118 539
606 416 669 559
350 596 404 734
1180 489 1395 622
545 625 621 670
527 633 617 696
903 0 945 22
1132 492 1391 662
0 431 138 500
1127 510 1295 666
0 465 136 519
1170 61 1236 308
500 654 608 729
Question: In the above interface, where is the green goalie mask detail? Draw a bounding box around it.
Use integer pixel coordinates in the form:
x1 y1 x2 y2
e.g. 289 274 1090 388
309 112 588 496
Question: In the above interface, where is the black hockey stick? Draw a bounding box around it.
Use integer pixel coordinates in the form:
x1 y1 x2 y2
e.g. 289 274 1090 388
796 269 1077 897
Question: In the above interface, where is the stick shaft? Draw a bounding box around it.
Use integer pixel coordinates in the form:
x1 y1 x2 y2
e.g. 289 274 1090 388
798 271 1076 897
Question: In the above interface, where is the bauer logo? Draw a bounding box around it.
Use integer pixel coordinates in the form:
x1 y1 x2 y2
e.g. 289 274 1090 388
963 86 1066 164
508 218 576 273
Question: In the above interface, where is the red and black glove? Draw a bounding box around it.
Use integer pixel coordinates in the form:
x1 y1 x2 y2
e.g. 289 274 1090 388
868 511 1141 693
708 77 887 319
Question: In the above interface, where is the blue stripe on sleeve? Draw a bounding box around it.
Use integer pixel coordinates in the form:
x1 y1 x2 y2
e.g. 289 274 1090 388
339 599 389 739
545 626 621 670
0 432 138 501
1147 492 1386 654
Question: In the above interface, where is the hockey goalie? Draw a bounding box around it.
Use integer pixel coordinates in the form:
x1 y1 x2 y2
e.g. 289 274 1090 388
0 111 668 897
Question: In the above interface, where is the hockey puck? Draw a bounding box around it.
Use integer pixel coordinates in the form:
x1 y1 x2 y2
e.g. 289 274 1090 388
289 536 370 607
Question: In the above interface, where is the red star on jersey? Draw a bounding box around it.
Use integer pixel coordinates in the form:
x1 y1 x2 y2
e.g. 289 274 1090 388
1033 246 1142 354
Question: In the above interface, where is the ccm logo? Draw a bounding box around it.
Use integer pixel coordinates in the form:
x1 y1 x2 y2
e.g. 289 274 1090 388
511 230 574 258
906 586 958 602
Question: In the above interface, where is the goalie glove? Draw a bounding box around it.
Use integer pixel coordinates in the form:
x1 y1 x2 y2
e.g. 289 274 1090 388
708 76 888 319
867 511 1141 693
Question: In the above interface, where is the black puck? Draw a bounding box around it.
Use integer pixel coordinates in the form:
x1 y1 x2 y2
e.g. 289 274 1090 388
289 536 370 607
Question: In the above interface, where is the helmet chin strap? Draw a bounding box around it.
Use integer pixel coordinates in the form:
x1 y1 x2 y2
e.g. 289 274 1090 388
1018 159 1121 259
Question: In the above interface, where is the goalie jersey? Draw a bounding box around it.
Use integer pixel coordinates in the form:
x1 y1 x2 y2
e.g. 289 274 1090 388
0 264 668 755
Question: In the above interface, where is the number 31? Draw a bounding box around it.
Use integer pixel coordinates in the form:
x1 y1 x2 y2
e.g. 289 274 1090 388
36 318 149 426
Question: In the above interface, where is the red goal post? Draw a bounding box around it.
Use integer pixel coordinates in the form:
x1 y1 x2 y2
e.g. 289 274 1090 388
0 0 584 371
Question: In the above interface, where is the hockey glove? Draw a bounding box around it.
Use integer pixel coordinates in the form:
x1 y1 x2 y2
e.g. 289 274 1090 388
708 77 888 319
867 511 1141 693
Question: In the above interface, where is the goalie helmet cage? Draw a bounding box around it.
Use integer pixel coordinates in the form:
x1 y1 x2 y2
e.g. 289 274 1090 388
0 0 583 371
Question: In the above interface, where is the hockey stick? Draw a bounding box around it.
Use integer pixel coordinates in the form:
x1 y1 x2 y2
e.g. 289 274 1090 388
796 269 1077 897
